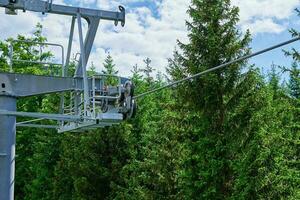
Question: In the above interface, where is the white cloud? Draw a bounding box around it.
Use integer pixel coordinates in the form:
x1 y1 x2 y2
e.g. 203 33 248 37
0 0 299 77
241 18 286 35
90 0 190 76
0 12 39 39
232 0 300 35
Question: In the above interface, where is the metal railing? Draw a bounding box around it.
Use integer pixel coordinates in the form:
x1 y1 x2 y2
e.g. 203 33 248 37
9 40 65 73
91 74 122 117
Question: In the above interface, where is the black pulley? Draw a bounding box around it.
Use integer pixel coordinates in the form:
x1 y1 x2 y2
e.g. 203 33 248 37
121 81 137 119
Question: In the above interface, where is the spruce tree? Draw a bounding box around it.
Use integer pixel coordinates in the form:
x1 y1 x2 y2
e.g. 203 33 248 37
230 8 300 200
168 0 253 198
269 64 280 92
88 61 97 76
283 9 300 99
142 57 155 84
288 62 300 99
131 64 143 86
268 63 284 99
102 54 118 85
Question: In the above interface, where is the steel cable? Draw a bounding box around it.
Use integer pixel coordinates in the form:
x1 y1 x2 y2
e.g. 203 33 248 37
133 37 300 99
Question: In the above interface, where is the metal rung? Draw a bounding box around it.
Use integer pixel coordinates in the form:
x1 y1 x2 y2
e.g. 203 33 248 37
0 153 7 157
17 124 59 129
94 101 105 105
93 96 119 100
12 59 63 66
0 110 82 122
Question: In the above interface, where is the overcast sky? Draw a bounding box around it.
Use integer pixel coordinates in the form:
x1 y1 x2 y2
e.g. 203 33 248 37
0 0 299 78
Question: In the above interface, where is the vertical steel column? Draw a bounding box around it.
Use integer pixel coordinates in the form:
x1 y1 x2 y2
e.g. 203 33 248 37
0 96 16 200
8 45 13 73
77 13 89 117
65 16 76 76
74 17 100 77
92 77 96 118
59 16 75 119
73 16 99 117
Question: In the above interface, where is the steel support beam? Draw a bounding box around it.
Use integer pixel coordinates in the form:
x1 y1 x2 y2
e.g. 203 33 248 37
0 110 123 122
0 0 125 24
0 73 77 97
0 110 82 122
75 17 100 77
77 13 89 116
0 72 124 97
65 16 76 76
16 124 59 129
0 96 16 200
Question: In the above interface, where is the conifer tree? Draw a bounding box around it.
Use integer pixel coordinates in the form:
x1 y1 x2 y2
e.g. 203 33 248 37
268 63 283 100
269 64 279 91
142 57 155 84
88 61 97 76
102 53 118 85
288 62 300 99
168 0 253 198
284 12 300 99
131 64 143 84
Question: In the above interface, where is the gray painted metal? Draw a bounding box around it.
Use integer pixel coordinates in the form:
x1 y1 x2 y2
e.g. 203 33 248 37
16 118 45 125
0 73 77 97
0 72 122 97
61 16 76 116
58 122 122 133
0 72 131 98
0 109 123 123
17 124 59 129
0 96 16 200
58 113 123 133
0 0 125 24
72 15 100 119
65 16 76 76
0 110 83 121
77 13 90 117
134 37 300 99
2 0 124 79
75 17 100 77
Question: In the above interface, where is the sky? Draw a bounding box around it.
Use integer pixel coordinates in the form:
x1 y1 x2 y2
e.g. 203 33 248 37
0 0 299 79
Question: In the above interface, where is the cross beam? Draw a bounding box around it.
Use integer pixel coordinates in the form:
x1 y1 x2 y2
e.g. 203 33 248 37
0 73 77 97
0 72 124 97
0 0 125 25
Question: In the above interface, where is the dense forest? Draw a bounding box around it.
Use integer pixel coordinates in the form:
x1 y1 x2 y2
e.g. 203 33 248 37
0 0 299 199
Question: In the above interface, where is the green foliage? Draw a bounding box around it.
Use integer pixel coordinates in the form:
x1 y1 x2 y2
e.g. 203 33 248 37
168 0 255 198
52 124 132 200
141 58 155 85
102 54 119 85
1 3 299 200
288 62 300 99
268 64 280 92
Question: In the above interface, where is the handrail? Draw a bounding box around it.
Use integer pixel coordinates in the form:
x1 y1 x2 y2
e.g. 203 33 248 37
9 40 65 73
